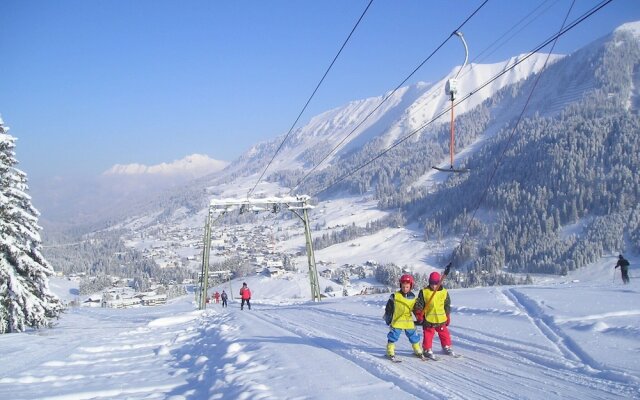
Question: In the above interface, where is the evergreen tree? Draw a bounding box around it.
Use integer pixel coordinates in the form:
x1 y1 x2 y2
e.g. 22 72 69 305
0 118 62 333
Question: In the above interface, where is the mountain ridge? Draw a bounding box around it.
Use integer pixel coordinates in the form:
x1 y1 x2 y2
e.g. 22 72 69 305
103 153 228 178
43 22 640 286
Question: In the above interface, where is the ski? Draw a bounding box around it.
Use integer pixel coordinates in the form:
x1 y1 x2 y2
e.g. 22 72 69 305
380 352 444 362
386 355 402 363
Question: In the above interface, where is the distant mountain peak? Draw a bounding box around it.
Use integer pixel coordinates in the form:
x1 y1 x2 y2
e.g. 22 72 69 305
614 20 640 38
103 154 228 179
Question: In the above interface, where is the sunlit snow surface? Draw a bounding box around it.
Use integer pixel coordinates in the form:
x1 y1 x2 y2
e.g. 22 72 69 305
0 255 638 399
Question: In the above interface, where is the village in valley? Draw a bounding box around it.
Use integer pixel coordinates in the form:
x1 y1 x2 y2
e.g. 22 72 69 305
69 215 398 309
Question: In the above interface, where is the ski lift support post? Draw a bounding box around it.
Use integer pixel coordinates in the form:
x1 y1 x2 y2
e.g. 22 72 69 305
433 31 470 173
198 195 322 309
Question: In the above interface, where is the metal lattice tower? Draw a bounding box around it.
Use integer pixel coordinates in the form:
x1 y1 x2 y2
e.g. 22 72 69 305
198 195 321 309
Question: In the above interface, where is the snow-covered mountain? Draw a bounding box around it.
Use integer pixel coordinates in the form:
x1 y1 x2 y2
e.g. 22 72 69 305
103 154 228 179
6 20 639 399
32 154 228 229
46 22 640 283
2 257 638 399
215 52 562 184
184 23 637 205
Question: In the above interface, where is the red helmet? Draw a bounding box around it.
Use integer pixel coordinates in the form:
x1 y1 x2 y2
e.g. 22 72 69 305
429 271 441 285
399 274 414 289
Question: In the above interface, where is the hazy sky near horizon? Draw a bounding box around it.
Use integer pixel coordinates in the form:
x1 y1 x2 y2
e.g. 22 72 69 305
1 0 639 183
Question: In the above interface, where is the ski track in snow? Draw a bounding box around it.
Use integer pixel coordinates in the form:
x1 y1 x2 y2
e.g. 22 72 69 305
218 300 637 400
504 288 585 365
504 288 640 387
158 309 282 400
2 279 639 400
243 305 436 399
0 306 201 400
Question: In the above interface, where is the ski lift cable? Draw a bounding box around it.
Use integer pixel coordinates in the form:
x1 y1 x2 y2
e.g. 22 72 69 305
309 0 612 199
378 0 560 138
414 1 571 172
311 0 607 196
246 0 375 199
292 0 562 188
471 0 559 66
448 0 578 264
289 0 568 188
457 0 602 84
436 0 607 173
289 0 489 195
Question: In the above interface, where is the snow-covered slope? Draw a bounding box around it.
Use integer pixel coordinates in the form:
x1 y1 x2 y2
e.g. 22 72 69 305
615 20 640 39
101 22 640 279
215 52 561 186
1 257 637 399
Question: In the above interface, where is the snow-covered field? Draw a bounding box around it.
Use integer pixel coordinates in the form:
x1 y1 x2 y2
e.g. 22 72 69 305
0 257 638 400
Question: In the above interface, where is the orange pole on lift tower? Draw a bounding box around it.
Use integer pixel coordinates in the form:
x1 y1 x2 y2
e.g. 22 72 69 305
432 31 469 174
450 100 455 168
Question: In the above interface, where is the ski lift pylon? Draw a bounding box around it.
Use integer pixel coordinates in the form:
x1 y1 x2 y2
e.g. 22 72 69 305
432 31 470 174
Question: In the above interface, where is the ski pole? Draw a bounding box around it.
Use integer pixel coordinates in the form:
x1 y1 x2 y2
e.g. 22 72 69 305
612 267 616 284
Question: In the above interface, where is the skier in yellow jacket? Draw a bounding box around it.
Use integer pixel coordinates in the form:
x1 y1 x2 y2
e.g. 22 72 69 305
383 274 425 361
414 271 456 359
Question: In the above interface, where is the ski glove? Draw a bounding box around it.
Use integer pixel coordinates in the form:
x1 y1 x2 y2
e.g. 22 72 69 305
414 310 424 325
445 313 451 326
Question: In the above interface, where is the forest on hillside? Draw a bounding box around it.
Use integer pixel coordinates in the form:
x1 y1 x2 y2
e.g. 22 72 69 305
45 30 640 289
42 230 197 289
290 28 640 285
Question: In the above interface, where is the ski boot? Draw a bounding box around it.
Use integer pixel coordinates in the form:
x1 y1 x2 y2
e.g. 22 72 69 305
443 346 460 358
412 342 426 360
424 349 439 361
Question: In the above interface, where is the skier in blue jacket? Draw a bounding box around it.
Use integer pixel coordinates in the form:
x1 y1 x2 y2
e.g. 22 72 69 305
383 274 425 361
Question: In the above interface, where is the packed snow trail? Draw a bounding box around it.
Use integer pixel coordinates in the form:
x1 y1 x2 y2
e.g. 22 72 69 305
221 296 637 400
1 278 638 399
0 301 201 400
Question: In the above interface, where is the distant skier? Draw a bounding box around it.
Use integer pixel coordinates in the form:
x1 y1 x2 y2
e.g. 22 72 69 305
615 254 630 284
414 271 456 359
221 290 228 308
240 282 252 310
214 291 220 304
383 274 425 361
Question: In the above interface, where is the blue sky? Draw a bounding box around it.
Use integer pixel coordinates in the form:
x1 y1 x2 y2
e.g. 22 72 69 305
1 0 639 183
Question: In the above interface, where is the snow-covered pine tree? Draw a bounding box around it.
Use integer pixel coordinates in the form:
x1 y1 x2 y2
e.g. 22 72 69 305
0 117 62 333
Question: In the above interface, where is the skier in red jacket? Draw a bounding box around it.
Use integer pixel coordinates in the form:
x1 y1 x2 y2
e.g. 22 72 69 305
239 282 252 310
